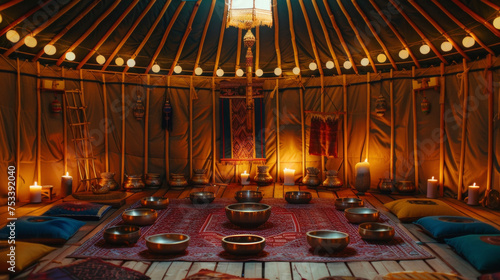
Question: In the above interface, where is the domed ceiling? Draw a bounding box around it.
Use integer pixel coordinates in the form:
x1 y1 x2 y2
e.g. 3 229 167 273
0 0 498 76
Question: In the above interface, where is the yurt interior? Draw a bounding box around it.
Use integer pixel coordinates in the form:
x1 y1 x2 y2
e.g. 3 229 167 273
0 0 500 279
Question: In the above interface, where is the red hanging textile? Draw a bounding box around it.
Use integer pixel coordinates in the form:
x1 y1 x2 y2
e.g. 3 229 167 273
308 113 340 158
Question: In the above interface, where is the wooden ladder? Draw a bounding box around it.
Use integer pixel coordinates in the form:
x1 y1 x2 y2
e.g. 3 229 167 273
63 89 98 192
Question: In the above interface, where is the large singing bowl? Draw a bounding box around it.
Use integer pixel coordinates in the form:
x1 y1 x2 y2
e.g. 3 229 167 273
222 234 266 255
225 203 271 228
344 207 379 224
235 190 263 203
306 230 349 252
122 208 158 226
146 233 190 254
334 197 364 210
358 222 395 241
103 225 141 245
285 191 312 204
140 196 169 209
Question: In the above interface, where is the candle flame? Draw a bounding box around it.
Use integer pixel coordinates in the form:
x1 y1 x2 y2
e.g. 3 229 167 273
34 181 37 186
364 159 368 163
473 182 476 186
65 172 69 176
432 176 434 180
244 170 247 174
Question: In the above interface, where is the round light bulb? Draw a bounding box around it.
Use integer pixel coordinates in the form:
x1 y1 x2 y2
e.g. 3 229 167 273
462 36 475 48
0 14 2 24
6 30 20 43
255 68 263 77
236 68 244 77
377 53 387 63
292 67 300 75
494 16 500 29
115 57 124 66
325 60 334 69
360 58 369 66
127 58 135 67
43 44 56 55
309 62 317 71
174 65 182 74
65 51 75 61
216 68 224 77
343 60 352 69
152 63 160 73
420 44 430 54
96 54 106 65
274 67 282 76
24 35 37 48
194 67 203 75
399 49 409 59
441 41 452 52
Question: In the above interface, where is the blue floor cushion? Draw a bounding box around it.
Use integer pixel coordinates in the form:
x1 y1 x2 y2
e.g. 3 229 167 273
43 201 111 220
415 216 500 240
446 234 500 272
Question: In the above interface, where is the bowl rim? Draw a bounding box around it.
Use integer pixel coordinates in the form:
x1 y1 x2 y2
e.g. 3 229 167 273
145 233 190 244
141 196 168 202
104 225 141 234
344 207 379 214
285 191 312 196
225 203 271 212
190 191 215 197
222 234 266 245
306 230 349 239
358 222 394 231
235 190 263 195
335 197 363 202
122 208 158 216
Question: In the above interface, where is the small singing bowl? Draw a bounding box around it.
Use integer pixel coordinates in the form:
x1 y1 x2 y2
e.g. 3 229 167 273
344 207 380 224
122 208 158 226
235 190 263 203
225 203 271 228
140 196 169 209
221 234 266 255
285 191 312 204
358 222 395 241
189 192 215 204
145 233 190 254
334 197 364 210
306 230 349 252
103 225 141 245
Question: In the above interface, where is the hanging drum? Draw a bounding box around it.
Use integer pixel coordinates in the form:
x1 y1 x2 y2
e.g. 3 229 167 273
133 96 145 120
375 95 387 117
421 96 430 114
50 96 62 113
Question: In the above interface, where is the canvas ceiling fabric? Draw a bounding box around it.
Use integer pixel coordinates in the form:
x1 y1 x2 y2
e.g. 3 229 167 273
0 56 499 204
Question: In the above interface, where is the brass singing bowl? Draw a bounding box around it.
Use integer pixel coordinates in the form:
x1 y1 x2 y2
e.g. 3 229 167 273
122 208 158 226
145 233 190 254
221 234 266 255
334 197 364 210
306 230 349 252
234 190 263 203
189 191 215 204
225 203 271 228
103 225 141 245
140 196 169 209
285 191 312 204
358 222 395 241
344 207 380 224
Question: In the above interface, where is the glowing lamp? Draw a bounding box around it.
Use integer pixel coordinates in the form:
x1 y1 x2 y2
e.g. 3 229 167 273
194 67 203 75
96 55 106 65
343 60 352 69
377 53 387 63
255 68 263 77
441 41 452 52
360 58 369 66
325 60 334 69
6 30 20 43
216 68 224 77
127 58 136 67
236 68 244 77
309 61 317 71
115 57 124 66
274 67 282 76
152 63 160 73
462 36 475 48
44 44 56 55
494 16 500 29
292 67 300 75
420 44 430 54
65 51 76 61
399 49 409 59
24 35 37 48
174 65 182 74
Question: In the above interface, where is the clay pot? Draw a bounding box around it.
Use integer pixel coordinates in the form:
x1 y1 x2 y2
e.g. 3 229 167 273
323 170 343 189
377 178 393 194
169 173 188 189
396 181 416 193
303 167 321 189
92 183 110 194
99 172 119 191
254 166 273 186
191 169 209 186
144 173 162 188
123 175 145 192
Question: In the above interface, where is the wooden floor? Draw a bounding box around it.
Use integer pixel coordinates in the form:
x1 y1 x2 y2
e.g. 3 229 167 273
5 183 500 280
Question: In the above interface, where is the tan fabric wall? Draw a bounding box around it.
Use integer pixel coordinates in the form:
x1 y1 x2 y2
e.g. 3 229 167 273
0 56 499 204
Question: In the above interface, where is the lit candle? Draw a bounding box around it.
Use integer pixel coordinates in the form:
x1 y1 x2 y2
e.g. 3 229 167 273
283 168 295 186
467 183 480 206
354 159 371 195
61 172 73 197
427 176 438 199
30 182 42 203
241 170 250 185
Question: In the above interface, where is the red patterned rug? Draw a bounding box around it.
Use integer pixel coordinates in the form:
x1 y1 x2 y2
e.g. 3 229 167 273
69 199 433 262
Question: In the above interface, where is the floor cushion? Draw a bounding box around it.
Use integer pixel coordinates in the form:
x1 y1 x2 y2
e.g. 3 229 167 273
42 201 111 220
0 241 55 273
384 198 463 222
445 234 500 272
414 216 500 240
0 216 84 245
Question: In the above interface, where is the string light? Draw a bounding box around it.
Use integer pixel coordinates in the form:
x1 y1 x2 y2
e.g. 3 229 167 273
360 58 369 66
292 67 300 75
6 30 20 43
274 67 282 76
441 41 452 52
420 44 430 54
43 44 56 55
194 67 203 75
308 62 317 71
462 36 475 48
343 60 352 69
255 69 263 77
494 16 500 29
0 14 2 24
399 49 409 59
152 63 160 73
96 54 106 65
127 58 135 67
174 65 182 74
236 68 244 77
65 51 75 61
115 57 124 66
325 60 334 69
377 53 387 63
24 35 37 48
216 68 224 77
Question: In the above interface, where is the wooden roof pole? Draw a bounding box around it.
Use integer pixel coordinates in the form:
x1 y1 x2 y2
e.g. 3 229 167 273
212 2 228 76
56 0 121 66
431 0 494 56
285 0 300 70
77 0 140 69
192 0 216 76
144 2 186 74
367 0 420 68
272 0 282 70
298 0 323 76
322 0 358 74
387 0 447 64
0 0 22 11
168 0 202 76
100 0 157 70
122 0 172 72
4 0 79 57
311 0 341 74
0 0 52 37
480 0 500 10
408 0 470 61
336 0 376 73
235 28 242 74
256 26 260 71
351 0 397 70
450 0 500 38
32 0 100 62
